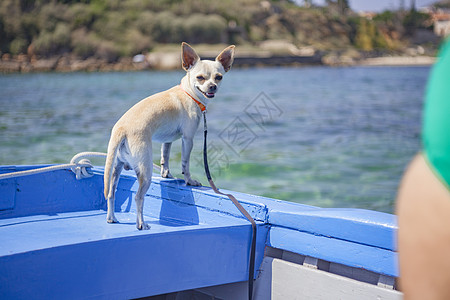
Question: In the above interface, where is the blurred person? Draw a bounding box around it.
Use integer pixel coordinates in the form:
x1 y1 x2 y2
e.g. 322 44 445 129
397 38 450 299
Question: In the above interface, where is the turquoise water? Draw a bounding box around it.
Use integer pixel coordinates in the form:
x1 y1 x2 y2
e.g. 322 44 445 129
0 66 429 213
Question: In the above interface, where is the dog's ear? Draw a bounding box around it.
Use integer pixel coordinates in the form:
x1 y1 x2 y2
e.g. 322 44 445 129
181 42 200 71
216 45 235 72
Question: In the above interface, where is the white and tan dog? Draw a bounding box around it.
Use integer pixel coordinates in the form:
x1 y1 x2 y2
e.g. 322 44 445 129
104 42 235 230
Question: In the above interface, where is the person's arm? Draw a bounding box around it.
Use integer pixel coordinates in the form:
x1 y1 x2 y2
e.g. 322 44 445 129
397 153 450 299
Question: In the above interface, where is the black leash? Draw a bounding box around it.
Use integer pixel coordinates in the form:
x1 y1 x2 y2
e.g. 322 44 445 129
202 111 257 300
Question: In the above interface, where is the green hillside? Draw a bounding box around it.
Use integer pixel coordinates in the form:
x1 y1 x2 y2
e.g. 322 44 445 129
0 0 439 62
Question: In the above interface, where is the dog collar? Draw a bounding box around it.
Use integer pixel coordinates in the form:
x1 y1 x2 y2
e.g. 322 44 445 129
179 84 206 112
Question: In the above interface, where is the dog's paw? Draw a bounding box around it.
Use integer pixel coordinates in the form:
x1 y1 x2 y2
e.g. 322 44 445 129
186 178 202 186
107 215 118 224
137 222 150 230
161 169 174 179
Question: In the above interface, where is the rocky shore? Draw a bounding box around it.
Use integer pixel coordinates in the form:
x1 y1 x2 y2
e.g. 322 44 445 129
0 50 436 73
0 53 146 73
358 56 436 66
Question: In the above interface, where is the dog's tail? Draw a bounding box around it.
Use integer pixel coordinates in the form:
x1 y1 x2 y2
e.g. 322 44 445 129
104 127 126 200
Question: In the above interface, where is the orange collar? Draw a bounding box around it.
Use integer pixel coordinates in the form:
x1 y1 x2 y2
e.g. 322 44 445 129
179 84 206 112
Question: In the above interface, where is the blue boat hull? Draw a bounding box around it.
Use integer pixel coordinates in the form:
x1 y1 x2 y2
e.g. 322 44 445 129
0 165 399 299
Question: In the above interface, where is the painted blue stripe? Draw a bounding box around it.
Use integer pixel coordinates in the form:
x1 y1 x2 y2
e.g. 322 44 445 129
268 226 399 277
268 207 397 251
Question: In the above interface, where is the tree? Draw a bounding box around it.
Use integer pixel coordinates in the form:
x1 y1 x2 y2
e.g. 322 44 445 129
338 0 350 14
326 0 350 15
410 0 416 11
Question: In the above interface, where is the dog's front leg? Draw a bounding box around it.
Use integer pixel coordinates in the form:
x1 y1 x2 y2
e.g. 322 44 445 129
160 142 174 178
181 136 201 186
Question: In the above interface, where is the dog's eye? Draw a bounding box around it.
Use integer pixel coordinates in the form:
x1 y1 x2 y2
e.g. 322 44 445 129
215 75 223 81
196 75 205 81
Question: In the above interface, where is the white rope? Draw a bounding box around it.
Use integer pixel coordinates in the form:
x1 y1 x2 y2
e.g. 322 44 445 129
70 151 107 165
70 151 107 180
0 151 162 181
0 162 93 180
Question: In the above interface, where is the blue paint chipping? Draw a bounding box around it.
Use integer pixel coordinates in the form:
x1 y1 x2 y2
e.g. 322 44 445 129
0 165 398 299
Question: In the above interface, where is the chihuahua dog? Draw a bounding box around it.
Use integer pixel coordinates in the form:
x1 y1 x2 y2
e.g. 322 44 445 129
104 42 235 230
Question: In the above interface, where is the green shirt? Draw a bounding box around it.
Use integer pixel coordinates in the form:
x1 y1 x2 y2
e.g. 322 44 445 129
423 38 450 189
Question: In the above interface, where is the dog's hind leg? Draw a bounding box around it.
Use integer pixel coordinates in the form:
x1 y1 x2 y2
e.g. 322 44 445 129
133 145 153 230
106 160 124 224
160 142 174 178
134 168 151 230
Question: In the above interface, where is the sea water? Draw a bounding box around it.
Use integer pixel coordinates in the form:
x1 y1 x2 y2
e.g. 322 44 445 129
0 66 429 213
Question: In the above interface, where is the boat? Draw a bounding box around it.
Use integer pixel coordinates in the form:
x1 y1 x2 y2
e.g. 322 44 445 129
0 154 402 299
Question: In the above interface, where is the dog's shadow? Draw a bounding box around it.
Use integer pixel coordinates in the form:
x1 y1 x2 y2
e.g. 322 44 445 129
158 178 200 226
114 176 199 227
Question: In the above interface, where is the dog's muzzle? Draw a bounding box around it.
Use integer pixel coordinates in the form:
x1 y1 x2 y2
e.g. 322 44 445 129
197 85 217 98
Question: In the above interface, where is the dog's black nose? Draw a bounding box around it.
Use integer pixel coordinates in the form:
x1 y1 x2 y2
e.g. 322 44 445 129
209 85 217 92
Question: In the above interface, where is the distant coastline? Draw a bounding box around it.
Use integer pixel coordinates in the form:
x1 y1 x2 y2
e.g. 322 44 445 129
0 51 436 73
358 55 435 66
1 0 445 74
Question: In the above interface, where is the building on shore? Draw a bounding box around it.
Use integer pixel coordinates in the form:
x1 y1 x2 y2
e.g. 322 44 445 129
434 11 450 37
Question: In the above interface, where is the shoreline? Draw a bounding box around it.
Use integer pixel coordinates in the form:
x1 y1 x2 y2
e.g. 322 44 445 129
358 56 436 66
0 52 436 73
